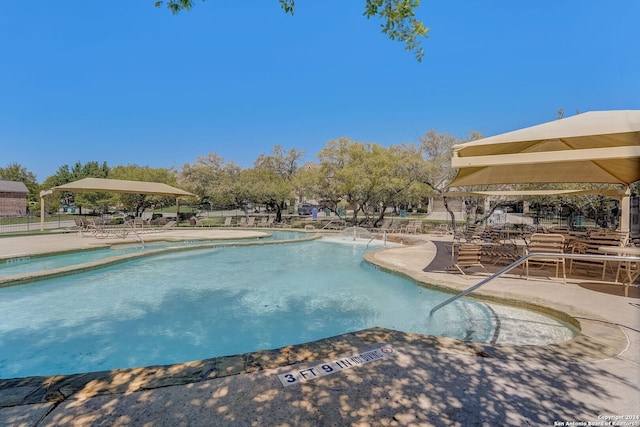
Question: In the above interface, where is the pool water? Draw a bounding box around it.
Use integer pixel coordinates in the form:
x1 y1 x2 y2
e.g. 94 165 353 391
0 230 305 277
0 239 577 379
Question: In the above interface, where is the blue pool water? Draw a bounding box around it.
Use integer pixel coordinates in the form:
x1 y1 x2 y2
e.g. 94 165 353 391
0 239 576 379
0 230 305 276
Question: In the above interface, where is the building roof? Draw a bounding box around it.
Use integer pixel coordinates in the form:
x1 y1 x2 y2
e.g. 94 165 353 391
300 161 320 171
0 180 29 193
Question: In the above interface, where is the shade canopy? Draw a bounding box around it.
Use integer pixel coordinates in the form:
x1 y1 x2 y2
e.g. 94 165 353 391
40 178 195 231
445 189 626 198
449 110 640 187
51 178 195 198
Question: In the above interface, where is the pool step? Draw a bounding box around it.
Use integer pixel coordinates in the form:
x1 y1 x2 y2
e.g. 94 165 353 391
454 300 499 343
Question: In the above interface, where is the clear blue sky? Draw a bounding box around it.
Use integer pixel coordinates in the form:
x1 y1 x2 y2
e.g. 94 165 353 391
1 1 638 183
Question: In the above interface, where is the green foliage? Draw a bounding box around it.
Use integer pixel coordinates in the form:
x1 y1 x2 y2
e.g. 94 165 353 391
247 145 305 221
416 129 459 193
363 0 428 61
179 153 244 208
109 165 180 216
195 217 225 227
155 0 428 61
315 138 431 225
279 0 295 14
0 162 39 202
40 161 110 213
155 0 195 14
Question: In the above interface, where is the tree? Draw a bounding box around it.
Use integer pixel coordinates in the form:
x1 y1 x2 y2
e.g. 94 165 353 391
179 153 243 209
415 129 484 231
315 138 428 226
155 0 429 61
109 165 180 217
40 161 111 214
248 145 305 222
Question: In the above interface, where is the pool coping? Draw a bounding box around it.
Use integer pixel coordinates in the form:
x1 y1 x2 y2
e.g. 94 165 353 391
0 232 631 410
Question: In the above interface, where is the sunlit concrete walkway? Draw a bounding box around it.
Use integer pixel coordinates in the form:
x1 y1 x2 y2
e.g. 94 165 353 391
1 230 638 426
0 228 270 259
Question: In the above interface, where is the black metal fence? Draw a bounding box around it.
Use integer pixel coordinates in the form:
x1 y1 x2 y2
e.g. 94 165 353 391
0 214 77 234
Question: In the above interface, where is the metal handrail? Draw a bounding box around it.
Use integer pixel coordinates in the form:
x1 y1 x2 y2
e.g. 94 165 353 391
429 252 640 316
321 220 347 230
366 230 387 249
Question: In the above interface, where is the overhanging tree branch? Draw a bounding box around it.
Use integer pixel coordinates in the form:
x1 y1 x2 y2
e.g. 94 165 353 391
155 0 429 61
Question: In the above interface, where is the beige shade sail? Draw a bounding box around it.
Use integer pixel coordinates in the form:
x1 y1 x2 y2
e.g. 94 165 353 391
50 177 195 197
444 189 626 198
449 110 640 187
40 178 196 231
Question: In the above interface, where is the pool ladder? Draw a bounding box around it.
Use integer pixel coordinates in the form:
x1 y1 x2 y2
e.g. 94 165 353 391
429 252 640 316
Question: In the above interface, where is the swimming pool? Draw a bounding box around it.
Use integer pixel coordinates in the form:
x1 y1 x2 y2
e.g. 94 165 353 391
0 238 577 379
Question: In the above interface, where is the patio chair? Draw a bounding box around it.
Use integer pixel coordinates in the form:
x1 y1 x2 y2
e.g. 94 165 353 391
432 223 451 236
222 216 232 227
404 220 423 234
569 230 629 279
380 219 401 234
478 228 521 265
265 216 275 227
525 233 566 283
463 224 484 243
448 243 488 279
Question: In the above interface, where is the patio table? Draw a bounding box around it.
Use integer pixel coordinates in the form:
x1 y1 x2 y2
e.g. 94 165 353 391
598 246 640 296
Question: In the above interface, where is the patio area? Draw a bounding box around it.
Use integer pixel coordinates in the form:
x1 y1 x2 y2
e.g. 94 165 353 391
441 224 639 295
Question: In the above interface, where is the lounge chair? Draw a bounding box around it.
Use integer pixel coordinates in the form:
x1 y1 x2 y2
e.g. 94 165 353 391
265 216 274 228
133 217 144 229
162 220 176 229
404 220 423 234
433 223 451 236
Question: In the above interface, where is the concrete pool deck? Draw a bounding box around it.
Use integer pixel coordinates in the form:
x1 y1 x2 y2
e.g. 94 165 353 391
1 229 639 426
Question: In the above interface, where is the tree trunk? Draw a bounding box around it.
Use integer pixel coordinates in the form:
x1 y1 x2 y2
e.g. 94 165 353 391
442 195 457 234
374 204 388 227
275 201 285 223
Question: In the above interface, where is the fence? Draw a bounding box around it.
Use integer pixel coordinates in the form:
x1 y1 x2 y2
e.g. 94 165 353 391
0 214 76 234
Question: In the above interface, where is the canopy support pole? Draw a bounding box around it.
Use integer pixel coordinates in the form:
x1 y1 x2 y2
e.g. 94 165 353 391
620 186 631 232
39 190 53 232
176 197 180 228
